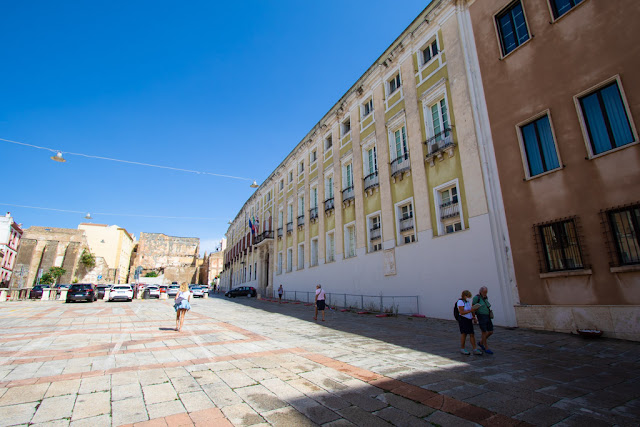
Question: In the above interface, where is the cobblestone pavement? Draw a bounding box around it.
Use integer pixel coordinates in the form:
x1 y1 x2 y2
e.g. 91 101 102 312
0 295 638 427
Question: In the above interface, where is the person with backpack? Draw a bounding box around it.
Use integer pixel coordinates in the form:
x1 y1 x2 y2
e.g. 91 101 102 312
473 286 494 354
455 290 482 355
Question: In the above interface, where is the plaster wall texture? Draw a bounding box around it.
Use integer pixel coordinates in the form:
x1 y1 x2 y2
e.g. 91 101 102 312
79 223 135 284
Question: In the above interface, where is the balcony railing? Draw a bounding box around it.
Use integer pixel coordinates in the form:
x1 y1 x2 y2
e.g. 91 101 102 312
342 186 355 202
324 197 335 212
297 215 305 227
364 172 379 192
425 127 454 155
254 230 274 245
370 226 381 240
440 201 460 219
277 228 283 238
309 207 318 220
390 152 411 177
400 216 414 232
286 222 293 233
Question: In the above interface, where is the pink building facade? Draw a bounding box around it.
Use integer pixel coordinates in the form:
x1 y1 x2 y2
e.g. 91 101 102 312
0 213 23 286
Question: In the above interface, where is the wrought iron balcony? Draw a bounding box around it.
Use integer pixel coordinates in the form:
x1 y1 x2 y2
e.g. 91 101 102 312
297 215 305 227
277 227 283 238
425 127 454 154
342 186 355 202
400 216 414 232
324 197 335 212
390 153 411 177
370 226 381 240
286 222 293 233
309 207 318 220
440 201 460 219
364 172 379 192
254 230 274 245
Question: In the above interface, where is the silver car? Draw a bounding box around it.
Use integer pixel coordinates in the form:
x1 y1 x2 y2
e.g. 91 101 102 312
145 285 160 298
191 286 204 298
167 285 180 297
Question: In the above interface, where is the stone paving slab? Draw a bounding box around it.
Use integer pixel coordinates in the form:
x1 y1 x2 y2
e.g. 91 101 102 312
0 296 638 426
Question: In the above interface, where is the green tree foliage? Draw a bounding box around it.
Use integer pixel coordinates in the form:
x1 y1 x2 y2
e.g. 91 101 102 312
144 271 158 277
49 267 66 284
80 250 96 268
39 273 54 285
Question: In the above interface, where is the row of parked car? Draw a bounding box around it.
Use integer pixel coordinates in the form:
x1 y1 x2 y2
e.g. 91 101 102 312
29 283 214 303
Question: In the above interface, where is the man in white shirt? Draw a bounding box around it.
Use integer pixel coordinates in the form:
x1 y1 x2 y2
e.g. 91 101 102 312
314 284 326 321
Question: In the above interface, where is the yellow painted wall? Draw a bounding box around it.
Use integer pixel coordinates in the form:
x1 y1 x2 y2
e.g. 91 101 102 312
390 175 414 206
297 230 305 244
385 99 405 123
326 213 335 232
343 205 355 224
310 222 318 238
363 191 381 216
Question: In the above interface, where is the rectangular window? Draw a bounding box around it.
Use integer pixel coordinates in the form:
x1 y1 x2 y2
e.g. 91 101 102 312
608 205 640 266
394 126 408 160
287 248 293 273
369 215 382 252
324 135 333 152
298 160 304 175
277 252 282 274
279 180 284 191
550 0 584 19
326 232 335 262
310 187 318 209
341 117 351 137
430 98 449 138
362 98 374 117
298 244 304 270
422 39 439 65
539 219 584 272
311 238 318 266
579 81 635 156
389 73 401 95
520 115 560 177
343 163 353 189
310 149 317 163
438 184 462 235
326 176 334 199
298 195 304 216
287 204 293 222
496 1 530 56
288 171 293 183
278 210 283 228
345 225 356 258
366 146 378 175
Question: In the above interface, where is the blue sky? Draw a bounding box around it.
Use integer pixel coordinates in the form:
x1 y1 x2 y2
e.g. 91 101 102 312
1 0 432 254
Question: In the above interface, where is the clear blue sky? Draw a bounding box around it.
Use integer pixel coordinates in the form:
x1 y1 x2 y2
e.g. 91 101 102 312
1 0 432 255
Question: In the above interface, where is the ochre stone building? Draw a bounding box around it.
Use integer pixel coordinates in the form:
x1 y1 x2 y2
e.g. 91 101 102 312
129 232 200 284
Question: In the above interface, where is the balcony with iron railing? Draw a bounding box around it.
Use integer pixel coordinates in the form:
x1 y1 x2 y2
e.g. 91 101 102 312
277 227 283 238
440 201 460 219
400 216 414 232
286 222 293 233
342 186 355 203
324 197 335 212
390 152 411 178
364 171 379 192
254 230 274 246
370 226 381 240
297 215 305 227
425 128 456 166
309 207 318 221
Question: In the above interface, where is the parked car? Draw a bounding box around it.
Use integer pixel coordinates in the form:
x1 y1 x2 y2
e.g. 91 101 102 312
97 285 110 299
30 285 44 299
144 285 160 298
191 286 204 298
159 285 168 295
109 285 133 302
225 286 257 298
167 285 180 297
66 284 97 303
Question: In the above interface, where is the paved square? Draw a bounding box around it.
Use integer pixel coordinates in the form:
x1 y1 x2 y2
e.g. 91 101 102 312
0 295 638 426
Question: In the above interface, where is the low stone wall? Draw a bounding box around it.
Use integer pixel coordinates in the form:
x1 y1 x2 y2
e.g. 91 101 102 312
515 305 640 341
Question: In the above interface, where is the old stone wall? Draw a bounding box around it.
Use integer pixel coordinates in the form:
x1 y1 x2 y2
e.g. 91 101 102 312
129 233 200 283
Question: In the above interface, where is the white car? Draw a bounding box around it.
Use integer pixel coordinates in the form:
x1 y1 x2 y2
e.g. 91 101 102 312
109 285 133 302
191 286 204 298
145 285 160 298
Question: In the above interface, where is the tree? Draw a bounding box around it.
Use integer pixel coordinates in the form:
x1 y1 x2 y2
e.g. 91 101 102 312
80 250 96 268
39 273 54 285
49 267 66 284
144 271 158 277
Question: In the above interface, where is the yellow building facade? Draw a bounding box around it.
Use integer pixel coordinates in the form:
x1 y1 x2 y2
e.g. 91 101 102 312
222 0 518 324
78 223 136 284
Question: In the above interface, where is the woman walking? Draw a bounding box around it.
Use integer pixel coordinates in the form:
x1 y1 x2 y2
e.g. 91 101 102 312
314 284 326 321
278 285 284 303
457 290 482 355
174 282 192 332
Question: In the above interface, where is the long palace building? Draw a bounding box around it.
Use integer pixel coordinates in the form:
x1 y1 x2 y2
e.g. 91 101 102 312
222 0 640 339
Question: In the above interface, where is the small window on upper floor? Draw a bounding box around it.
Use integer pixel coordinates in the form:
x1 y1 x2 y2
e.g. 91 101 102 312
577 80 636 157
397 203 416 245
341 117 351 137
388 73 401 95
549 0 584 20
496 1 530 56
362 98 374 118
298 160 304 175
310 149 317 164
420 38 439 66
279 179 284 191
288 171 293 183
266 191 271 202
324 134 333 152
519 114 561 178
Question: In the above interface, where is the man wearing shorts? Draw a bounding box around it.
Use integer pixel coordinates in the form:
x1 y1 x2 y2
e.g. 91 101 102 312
314 284 325 321
473 286 494 354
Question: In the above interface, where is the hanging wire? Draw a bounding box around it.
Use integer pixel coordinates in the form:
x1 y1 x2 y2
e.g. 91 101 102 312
0 137 254 182
0 203 224 221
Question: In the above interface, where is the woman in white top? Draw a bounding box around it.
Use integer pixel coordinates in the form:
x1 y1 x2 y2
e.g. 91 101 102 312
174 282 191 332
314 284 326 322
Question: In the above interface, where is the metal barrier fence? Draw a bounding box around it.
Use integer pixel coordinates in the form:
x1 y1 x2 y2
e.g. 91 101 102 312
271 290 419 315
